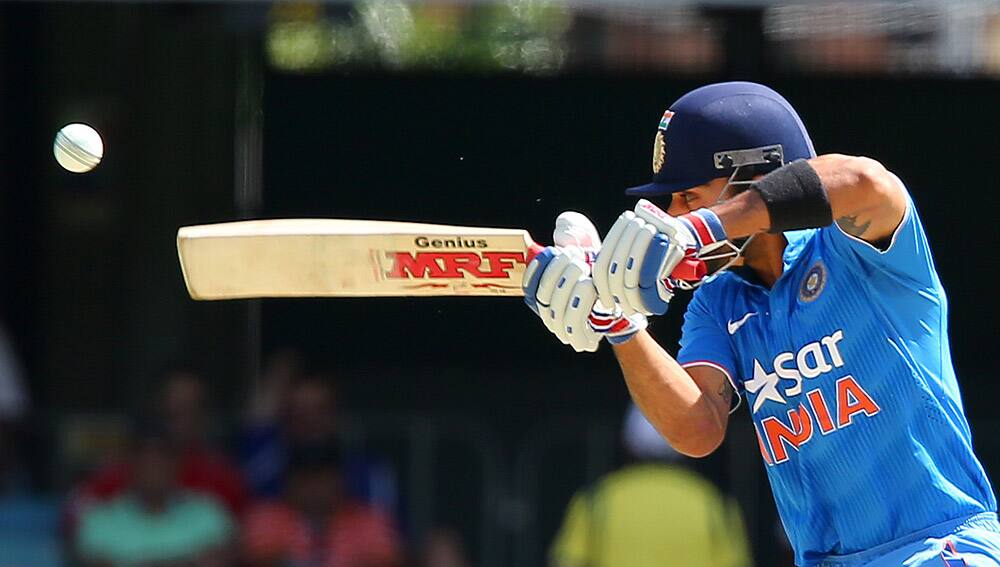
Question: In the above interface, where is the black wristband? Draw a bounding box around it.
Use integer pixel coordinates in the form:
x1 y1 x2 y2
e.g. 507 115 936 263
751 159 833 233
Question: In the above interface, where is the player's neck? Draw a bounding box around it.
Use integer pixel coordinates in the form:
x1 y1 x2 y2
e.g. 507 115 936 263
742 232 787 288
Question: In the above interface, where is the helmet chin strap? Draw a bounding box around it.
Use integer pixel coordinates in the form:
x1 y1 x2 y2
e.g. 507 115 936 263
677 144 784 290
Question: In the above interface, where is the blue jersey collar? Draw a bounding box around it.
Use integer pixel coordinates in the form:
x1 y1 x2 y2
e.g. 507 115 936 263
724 228 817 289
782 228 817 271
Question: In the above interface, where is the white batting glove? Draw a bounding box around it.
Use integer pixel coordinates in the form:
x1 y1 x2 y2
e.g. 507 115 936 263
588 301 648 345
522 212 603 353
593 199 721 316
522 212 650 350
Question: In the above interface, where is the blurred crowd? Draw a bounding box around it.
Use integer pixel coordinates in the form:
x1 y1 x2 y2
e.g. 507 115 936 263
0 322 754 567
0 341 425 567
62 356 407 567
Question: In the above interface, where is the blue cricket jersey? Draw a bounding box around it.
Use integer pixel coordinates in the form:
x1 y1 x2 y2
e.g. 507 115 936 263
676 187 996 565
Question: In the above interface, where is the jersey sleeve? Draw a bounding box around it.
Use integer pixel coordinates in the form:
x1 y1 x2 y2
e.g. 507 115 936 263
821 181 936 287
677 288 741 396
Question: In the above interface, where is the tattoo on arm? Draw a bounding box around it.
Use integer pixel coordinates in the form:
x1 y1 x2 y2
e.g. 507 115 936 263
718 380 733 400
836 215 872 238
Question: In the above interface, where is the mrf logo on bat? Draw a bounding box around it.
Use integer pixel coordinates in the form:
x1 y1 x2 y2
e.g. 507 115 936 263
379 236 529 280
745 330 882 466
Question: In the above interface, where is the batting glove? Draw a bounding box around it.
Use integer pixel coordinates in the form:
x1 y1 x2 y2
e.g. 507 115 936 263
587 301 648 345
592 199 723 316
522 212 604 353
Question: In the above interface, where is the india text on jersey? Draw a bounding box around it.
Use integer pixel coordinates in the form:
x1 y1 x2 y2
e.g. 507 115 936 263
746 330 882 466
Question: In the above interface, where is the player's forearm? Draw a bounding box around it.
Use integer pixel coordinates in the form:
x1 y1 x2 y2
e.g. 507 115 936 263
710 154 905 242
611 331 727 457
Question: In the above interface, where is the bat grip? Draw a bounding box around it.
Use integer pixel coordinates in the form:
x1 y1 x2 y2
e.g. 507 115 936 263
527 242 706 283
526 242 545 262
671 258 707 281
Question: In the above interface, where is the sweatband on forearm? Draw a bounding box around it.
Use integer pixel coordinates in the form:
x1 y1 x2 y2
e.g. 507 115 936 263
751 159 833 233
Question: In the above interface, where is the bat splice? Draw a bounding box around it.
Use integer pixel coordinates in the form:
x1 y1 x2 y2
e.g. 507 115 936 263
176 219 544 300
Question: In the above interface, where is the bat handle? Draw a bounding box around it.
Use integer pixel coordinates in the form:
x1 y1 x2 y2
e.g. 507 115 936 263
527 243 706 283
671 258 707 281
526 242 545 262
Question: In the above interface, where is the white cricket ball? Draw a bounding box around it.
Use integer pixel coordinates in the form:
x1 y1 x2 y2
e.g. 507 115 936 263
53 123 104 173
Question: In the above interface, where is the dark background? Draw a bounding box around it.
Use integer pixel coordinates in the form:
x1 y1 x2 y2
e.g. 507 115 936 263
2 3 999 566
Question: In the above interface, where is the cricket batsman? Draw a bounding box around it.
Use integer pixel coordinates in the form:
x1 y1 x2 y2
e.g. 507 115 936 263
523 82 1000 565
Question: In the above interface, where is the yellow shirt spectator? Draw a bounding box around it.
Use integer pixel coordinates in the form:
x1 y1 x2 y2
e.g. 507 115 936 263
550 462 751 567
550 403 753 567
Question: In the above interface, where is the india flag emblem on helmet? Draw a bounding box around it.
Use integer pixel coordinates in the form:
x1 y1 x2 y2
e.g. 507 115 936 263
658 110 674 130
652 110 674 173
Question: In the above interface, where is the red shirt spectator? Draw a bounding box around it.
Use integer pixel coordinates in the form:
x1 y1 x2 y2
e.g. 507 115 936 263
74 446 246 515
244 501 401 567
64 370 247 539
243 443 402 567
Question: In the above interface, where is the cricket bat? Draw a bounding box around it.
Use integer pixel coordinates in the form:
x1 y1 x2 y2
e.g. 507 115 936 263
176 217 707 301
176 218 545 300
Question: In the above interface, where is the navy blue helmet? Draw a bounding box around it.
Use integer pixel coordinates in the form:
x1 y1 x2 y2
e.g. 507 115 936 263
627 81 816 197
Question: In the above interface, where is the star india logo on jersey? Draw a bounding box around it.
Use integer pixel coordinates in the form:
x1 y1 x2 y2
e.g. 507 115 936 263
652 110 673 174
744 330 882 465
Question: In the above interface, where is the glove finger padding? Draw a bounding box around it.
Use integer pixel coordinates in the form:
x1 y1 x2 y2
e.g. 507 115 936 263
633 199 686 242
592 211 634 310
522 247 560 315
535 252 576 342
607 219 644 317
637 234 683 315
565 278 601 352
623 224 656 316
546 258 589 345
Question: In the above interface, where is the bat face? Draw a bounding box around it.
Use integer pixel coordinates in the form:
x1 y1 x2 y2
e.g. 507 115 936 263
177 219 542 300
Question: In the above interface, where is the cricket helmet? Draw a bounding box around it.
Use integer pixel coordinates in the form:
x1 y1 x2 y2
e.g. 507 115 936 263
627 82 817 290
626 81 816 197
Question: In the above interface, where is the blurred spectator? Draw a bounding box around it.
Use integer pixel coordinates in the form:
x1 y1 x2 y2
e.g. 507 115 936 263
240 348 311 497
0 321 27 422
65 368 247 539
418 527 470 567
240 350 396 515
76 425 234 567
243 442 403 567
0 322 60 565
0 423 62 567
549 403 752 567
